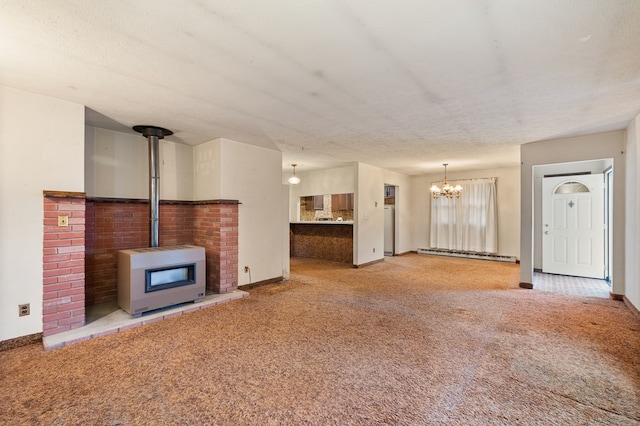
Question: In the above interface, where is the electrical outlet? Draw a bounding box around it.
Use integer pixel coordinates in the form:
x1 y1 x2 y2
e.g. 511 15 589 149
19 303 30 317
244 266 249 273
373 248 376 253
58 215 69 227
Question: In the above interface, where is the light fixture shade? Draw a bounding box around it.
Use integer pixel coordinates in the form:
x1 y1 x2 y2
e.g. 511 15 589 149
288 163 300 185
288 175 301 185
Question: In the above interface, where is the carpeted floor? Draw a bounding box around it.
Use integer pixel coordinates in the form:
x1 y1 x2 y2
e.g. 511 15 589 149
1 254 639 425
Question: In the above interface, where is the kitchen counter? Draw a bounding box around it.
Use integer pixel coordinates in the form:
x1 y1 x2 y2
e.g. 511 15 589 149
290 222 353 264
290 220 354 225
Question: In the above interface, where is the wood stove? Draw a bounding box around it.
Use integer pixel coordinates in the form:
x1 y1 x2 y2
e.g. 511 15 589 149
117 125 206 317
118 245 205 317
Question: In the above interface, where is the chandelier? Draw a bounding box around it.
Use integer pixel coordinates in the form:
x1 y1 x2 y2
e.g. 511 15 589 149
430 163 462 199
287 163 301 185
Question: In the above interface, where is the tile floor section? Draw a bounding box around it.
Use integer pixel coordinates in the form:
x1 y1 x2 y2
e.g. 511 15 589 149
43 290 249 350
533 272 611 298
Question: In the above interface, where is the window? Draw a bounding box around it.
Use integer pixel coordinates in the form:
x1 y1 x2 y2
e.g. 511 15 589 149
554 181 589 194
430 178 498 253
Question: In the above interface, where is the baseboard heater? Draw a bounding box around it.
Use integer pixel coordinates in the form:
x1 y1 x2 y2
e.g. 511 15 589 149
417 248 517 263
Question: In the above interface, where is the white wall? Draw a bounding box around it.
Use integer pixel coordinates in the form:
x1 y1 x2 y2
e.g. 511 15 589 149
193 140 221 200
281 184 291 279
520 131 626 294
218 139 284 285
355 163 386 265
625 115 639 310
411 166 521 258
160 140 196 200
85 126 194 200
0 86 84 341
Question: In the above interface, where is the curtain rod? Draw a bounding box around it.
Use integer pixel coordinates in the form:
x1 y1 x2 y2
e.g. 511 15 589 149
431 177 497 183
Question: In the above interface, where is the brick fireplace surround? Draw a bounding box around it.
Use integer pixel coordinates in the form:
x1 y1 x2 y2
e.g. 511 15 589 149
43 191 239 338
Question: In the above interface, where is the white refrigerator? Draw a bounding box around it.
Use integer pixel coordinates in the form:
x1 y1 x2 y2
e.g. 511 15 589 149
384 205 394 256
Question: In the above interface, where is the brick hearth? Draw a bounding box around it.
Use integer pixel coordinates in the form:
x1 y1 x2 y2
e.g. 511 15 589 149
43 192 240 337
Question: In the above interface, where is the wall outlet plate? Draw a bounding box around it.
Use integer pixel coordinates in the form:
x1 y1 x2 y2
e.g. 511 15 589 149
58 215 69 227
19 303 30 317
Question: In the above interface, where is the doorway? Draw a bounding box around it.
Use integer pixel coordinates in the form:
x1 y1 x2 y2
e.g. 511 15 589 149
384 185 397 256
532 159 614 297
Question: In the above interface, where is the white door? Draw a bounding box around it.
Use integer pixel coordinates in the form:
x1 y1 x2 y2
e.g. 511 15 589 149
542 175 604 279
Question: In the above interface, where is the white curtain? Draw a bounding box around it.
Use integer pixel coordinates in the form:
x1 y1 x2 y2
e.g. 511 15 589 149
430 177 498 253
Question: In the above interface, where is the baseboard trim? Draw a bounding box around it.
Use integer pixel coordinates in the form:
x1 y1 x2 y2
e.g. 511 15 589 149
0 332 42 352
610 292 624 301
353 258 385 268
239 276 284 290
623 296 640 318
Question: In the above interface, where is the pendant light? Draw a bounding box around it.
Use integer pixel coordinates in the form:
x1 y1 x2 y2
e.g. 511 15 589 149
288 163 301 185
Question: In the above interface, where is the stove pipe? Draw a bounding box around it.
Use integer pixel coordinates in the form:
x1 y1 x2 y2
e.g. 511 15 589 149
133 125 173 248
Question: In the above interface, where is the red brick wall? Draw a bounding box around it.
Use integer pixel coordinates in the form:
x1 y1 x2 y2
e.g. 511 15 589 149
159 203 195 246
193 203 239 294
218 204 239 293
85 200 237 305
42 195 86 337
85 201 148 305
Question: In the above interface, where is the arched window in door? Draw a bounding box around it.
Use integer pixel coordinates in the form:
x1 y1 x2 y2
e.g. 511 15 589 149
554 181 589 194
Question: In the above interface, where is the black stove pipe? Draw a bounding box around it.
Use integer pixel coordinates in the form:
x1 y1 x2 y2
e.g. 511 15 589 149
133 125 173 248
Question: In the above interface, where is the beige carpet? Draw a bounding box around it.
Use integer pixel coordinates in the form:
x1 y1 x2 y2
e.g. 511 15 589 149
1 254 639 425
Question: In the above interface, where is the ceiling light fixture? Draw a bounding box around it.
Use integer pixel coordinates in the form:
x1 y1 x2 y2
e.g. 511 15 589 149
430 163 462 199
288 163 301 185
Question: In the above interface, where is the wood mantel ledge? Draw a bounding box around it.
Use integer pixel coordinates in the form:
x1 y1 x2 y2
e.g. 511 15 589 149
43 190 86 199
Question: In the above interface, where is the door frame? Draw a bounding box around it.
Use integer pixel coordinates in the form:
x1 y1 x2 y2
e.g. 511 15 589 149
532 159 613 279
604 166 613 284
383 184 398 256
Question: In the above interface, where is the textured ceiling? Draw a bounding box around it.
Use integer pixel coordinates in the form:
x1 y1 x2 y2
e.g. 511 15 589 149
1 1 639 175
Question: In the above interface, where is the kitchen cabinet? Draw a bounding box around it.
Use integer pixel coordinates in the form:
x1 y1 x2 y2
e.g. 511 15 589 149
313 195 324 210
331 193 353 211
384 186 395 199
301 196 312 210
